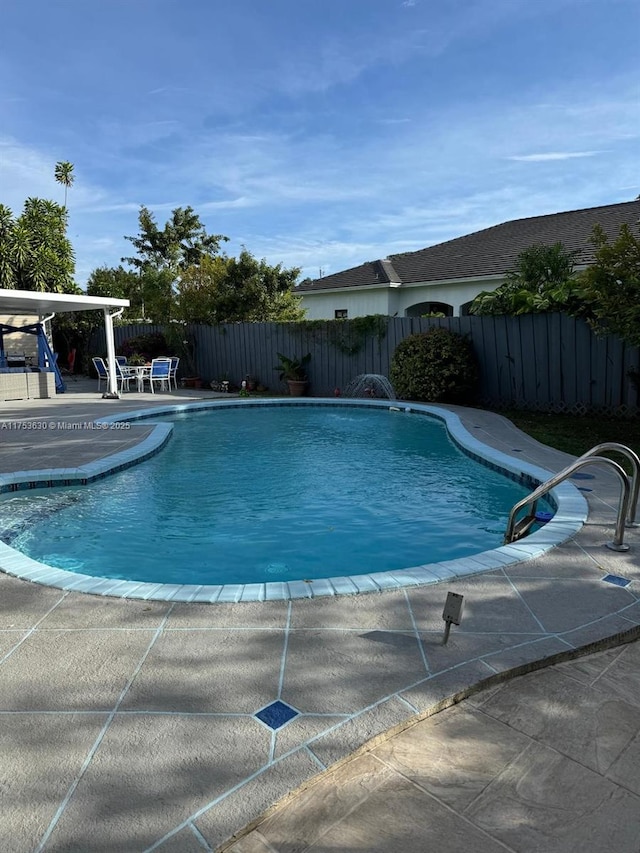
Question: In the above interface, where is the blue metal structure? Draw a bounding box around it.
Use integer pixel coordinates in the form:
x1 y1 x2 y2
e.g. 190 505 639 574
0 321 65 392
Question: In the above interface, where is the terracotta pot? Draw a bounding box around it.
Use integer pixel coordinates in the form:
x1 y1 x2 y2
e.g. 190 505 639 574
287 379 308 397
183 377 202 388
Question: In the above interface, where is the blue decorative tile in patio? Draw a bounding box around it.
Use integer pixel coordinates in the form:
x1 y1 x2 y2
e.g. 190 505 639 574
255 701 299 730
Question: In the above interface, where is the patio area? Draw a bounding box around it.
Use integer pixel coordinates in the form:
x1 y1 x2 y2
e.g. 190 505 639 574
0 383 638 852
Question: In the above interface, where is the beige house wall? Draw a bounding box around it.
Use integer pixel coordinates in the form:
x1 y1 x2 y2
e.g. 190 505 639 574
394 275 506 316
0 314 41 358
299 275 506 319
300 288 392 320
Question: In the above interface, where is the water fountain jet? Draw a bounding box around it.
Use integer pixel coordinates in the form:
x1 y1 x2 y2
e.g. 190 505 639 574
343 374 396 400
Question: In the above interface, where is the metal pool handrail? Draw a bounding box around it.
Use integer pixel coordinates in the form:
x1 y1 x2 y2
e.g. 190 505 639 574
504 456 631 553
573 442 639 526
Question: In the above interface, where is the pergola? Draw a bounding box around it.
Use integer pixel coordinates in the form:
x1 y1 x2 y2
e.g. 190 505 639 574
0 288 130 398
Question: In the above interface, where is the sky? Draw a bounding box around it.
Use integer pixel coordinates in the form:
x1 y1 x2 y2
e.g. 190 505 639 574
1 0 639 288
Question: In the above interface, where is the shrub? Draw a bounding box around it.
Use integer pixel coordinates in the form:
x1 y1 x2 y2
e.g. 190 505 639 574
390 327 479 403
119 332 168 361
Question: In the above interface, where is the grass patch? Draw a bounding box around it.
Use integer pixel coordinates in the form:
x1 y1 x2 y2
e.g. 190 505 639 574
499 410 640 468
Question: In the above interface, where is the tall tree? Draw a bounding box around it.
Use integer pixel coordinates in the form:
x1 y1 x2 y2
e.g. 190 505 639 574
121 205 228 322
54 161 75 208
175 254 228 323
122 205 228 274
86 263 178 323
0 204 14 288
87 265 143 319
0 199 75 292
176 249 305 323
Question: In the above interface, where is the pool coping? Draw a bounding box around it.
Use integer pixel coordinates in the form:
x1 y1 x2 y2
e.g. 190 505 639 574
0 398 588 602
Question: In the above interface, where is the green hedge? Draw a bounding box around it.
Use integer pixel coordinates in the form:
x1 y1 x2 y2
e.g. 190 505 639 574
390 327 479 403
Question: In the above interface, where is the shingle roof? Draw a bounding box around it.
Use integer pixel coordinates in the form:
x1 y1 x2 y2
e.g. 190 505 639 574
296 200 640 292
296 258 401 292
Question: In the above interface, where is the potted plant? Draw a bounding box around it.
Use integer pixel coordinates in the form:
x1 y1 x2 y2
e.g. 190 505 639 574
274 352 311 397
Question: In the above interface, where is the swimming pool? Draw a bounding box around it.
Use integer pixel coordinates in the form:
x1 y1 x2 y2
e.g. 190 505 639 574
0 400 588 601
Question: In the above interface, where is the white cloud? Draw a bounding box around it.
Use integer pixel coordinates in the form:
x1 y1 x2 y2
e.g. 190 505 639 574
508 151 604 162
199 197 256 211
238 235 394 281
80 202 147 214
0 136 107 212
2 29 638 289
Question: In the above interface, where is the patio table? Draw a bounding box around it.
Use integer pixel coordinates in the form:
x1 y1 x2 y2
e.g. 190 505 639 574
124 364 151 392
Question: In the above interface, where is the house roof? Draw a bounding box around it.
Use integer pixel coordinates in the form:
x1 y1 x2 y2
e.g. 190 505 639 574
296 200 640 293
297 258 401 293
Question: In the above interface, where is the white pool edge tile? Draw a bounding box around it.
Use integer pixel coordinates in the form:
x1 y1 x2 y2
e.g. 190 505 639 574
0 399 589 602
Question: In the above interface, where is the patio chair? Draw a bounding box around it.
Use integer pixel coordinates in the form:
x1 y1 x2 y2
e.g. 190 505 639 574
115 355 128 366
169 357 180 390
92 356 109 391
114 360 133 393
146 357 172 394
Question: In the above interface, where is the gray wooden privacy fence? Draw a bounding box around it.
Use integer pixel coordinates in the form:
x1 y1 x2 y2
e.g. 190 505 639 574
91 315 640 415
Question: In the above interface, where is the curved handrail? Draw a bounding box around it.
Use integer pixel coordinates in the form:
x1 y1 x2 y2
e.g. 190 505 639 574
505 456 631 552
573 442 639 525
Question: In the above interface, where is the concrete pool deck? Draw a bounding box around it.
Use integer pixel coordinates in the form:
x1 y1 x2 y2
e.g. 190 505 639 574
0 382 639 851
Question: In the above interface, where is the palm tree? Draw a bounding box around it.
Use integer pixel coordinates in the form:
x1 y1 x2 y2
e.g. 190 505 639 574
54 161 75 208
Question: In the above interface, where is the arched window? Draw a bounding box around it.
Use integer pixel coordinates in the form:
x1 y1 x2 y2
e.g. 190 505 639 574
405 301 453 318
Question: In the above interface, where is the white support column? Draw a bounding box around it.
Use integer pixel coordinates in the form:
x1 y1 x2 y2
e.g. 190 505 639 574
102 307 123 399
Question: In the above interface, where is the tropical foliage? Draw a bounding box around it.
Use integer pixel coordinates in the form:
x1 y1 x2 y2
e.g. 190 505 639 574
54 161 75 208
470 242 579 316
96 206 307 324
572 224 640 347
274 352 311 381
468 225 640 348
0 198 75 292
122 205 228 275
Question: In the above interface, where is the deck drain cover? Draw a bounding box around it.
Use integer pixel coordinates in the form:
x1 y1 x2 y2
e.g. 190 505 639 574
602 574 631 588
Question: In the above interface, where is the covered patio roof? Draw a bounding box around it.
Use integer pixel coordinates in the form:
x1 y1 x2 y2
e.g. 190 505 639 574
0 288 130 398
0 288 129 315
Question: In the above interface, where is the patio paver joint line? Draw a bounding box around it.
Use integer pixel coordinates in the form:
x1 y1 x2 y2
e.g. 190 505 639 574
34 603 177 853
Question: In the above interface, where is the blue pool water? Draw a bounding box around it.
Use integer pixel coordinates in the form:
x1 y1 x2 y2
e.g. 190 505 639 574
1 407 548 585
